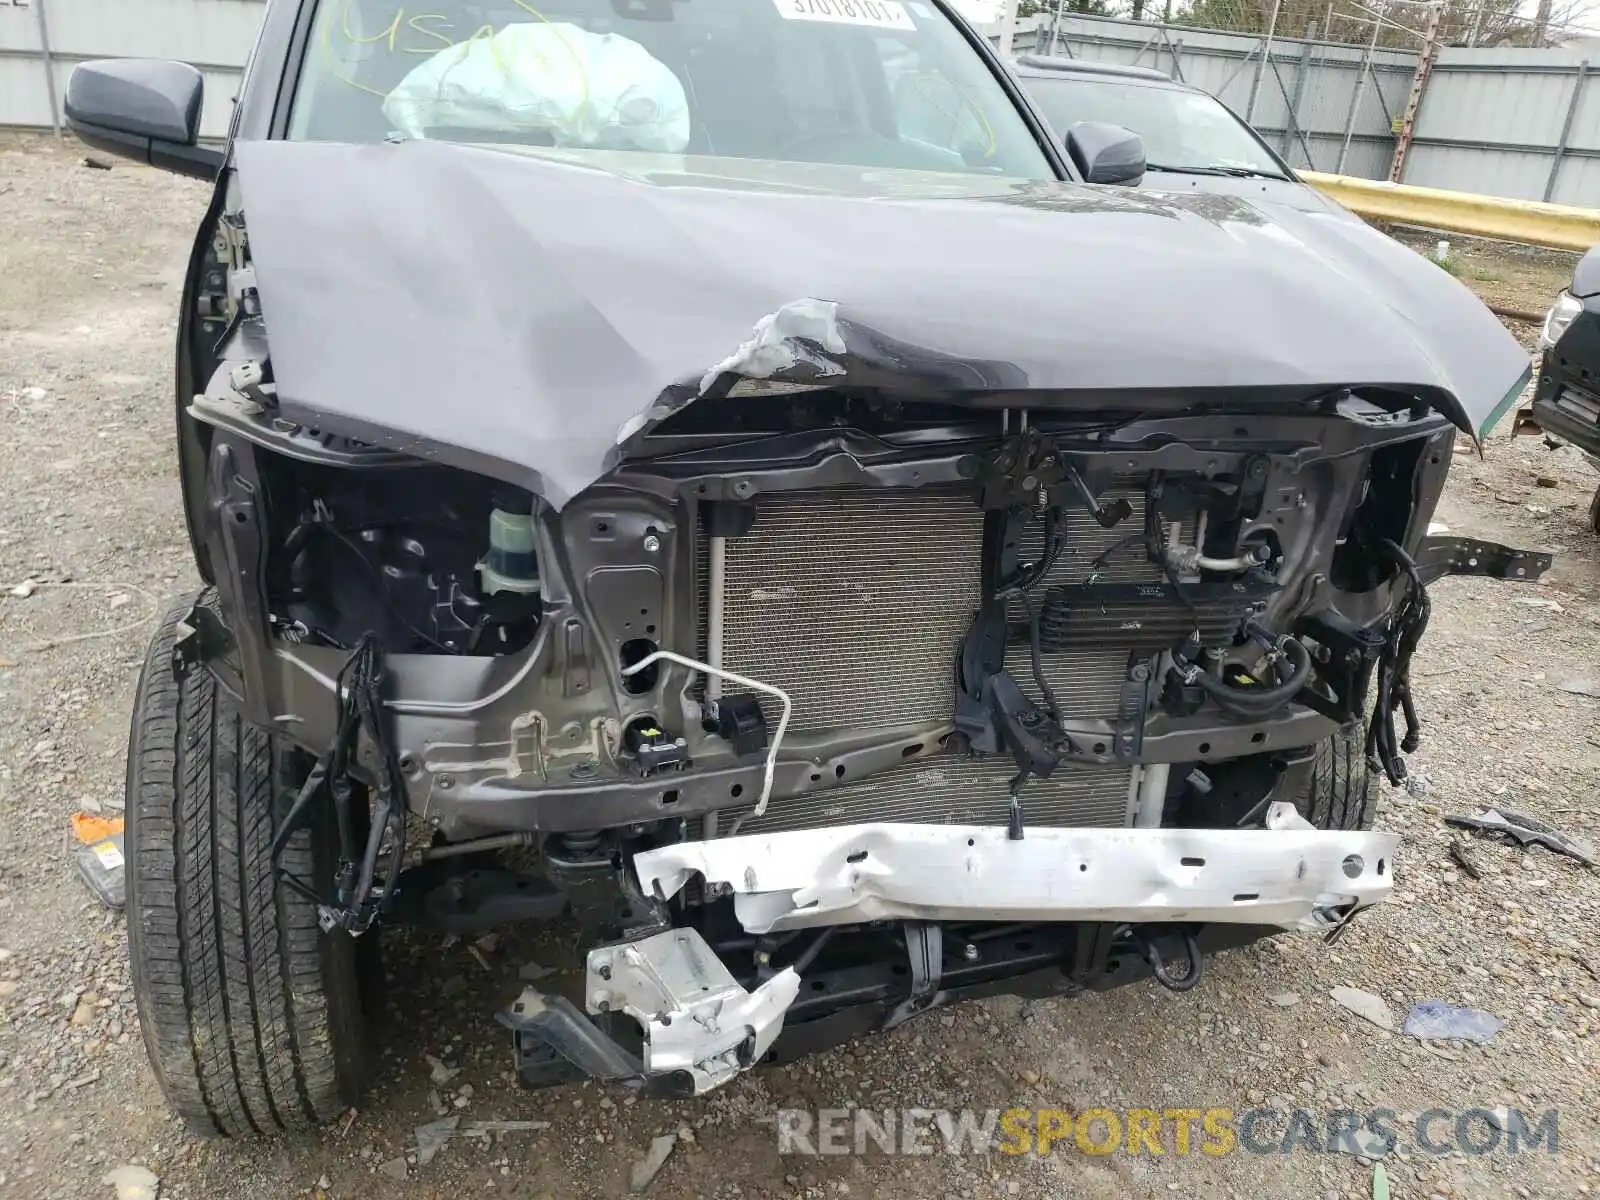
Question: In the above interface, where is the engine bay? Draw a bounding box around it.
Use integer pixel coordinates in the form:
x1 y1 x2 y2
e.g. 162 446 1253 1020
179 367 1558 946
198 385 1479 818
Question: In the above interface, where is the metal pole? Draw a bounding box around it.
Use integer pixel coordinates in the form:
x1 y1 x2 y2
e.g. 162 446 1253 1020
33 0 62 138
1336 16 1380 174
1268 53 1317 166
1544 60 1590 202
1245 0 1284 123
1218 43 1262 99
1047 0 1064 55
1169 33 1186 82
999 0 1019 60
1387 0 1443 183
1281 23 1318 160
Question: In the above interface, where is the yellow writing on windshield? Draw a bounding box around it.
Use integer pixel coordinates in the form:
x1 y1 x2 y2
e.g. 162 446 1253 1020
324 0 558 57
317 0 592 119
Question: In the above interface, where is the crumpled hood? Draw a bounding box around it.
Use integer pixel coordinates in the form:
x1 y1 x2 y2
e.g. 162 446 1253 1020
233 139 1529 508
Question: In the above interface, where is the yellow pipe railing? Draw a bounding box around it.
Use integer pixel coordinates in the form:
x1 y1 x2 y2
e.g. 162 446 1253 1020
1300 170 1600 254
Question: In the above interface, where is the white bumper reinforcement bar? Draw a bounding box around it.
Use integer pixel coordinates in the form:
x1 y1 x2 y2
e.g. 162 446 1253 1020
633 806 1398 935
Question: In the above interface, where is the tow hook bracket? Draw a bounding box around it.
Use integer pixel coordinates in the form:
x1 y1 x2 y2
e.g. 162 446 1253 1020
1121 927 1204 992
1413 536 1553 586
587 928 800 1094
499 990 642 1088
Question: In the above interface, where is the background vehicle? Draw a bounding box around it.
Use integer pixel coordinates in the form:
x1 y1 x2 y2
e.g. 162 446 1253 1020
1531 245 1600 533
62 0 1546 1137
1010 54 1351 215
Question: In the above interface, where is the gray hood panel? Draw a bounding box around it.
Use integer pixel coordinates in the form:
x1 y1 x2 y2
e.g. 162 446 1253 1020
234 140 1529 507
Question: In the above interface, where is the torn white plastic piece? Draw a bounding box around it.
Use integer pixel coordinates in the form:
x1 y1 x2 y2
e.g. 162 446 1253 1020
1264 799 1316 831
698 298 846 395
587 928 799 1093
634 821 1399 935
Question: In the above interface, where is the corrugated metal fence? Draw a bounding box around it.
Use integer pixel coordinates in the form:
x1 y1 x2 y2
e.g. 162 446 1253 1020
1 0 1595 207
1406 48 1597 206
0 0 260 140
1008 12 1598 205
1010 13 1417 183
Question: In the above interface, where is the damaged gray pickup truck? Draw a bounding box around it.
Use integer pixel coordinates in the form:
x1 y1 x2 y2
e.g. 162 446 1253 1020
66 0 1551 1137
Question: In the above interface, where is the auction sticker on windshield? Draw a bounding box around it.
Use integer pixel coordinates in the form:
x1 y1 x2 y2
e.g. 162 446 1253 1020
773 0 917 30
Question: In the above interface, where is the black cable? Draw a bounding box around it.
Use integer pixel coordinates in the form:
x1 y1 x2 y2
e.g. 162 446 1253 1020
994 504 1062 602
1366 538 1431 785
270 634 410 934
1027 599 1063 726
268 758 329 864
345 635 410 927
1088 530 1147 577
1387 539 1430 753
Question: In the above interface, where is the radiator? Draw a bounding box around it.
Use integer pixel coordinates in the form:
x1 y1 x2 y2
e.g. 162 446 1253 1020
703 485 1165 830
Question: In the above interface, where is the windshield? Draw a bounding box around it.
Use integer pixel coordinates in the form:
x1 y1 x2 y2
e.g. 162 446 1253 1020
1020 75 1284 177
288 0 1054 179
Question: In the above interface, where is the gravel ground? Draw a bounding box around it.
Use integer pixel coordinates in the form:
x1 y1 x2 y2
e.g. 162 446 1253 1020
2 134 1598 1200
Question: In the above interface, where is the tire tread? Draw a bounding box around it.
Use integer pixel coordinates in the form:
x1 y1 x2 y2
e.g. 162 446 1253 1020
1300 723 1377 832
126 593 366 1137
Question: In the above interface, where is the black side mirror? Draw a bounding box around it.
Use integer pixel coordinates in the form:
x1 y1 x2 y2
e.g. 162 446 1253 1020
1065 121 1146 186
1573 245 1600 299
65 60 224 180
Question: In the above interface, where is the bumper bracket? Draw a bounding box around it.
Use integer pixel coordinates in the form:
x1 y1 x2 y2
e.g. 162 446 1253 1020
588 928 801 1094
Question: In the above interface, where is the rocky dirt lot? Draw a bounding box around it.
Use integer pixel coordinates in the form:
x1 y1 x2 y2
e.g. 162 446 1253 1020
2 134 1598 1200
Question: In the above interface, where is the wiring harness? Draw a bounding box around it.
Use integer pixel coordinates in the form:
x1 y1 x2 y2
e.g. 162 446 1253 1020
1365 537 1431 785
271 633 409 935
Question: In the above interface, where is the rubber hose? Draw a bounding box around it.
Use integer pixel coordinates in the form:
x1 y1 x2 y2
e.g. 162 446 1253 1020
1188 635 1312 710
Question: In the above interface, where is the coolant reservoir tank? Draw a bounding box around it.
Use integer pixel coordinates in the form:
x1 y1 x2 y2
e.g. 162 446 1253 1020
479 490 541 596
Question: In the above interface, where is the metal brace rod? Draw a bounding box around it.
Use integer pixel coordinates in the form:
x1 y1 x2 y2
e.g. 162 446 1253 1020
1280 24 1319 164
1162 29 1186 82
33 0 61 138
1129 29 1162 68
1245 0 1285 122
1544 59 1590 203
1268 52 1317 168
1336 16 1381 174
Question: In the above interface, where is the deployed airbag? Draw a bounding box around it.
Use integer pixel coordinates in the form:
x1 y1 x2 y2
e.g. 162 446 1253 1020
382 23 690 152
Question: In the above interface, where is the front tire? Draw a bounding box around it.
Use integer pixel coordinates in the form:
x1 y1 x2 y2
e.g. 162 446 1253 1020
125 594 371 1136
1297 722 1377 831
